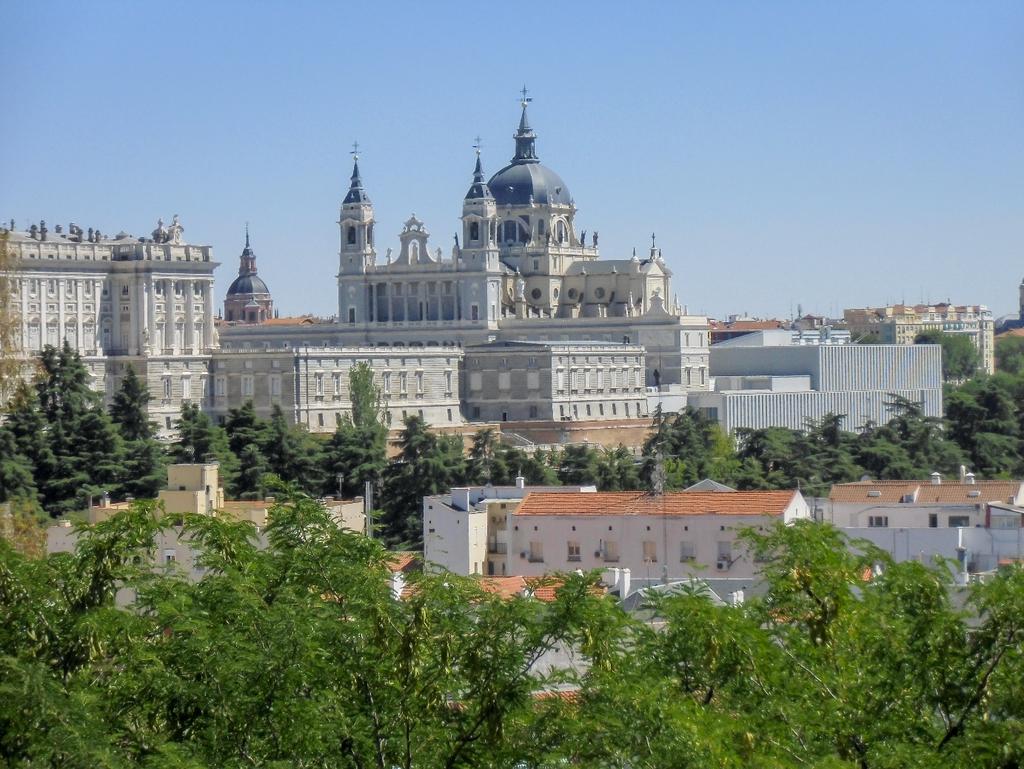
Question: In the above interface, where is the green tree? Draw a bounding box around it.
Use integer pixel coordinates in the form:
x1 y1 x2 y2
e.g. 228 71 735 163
381 415 466 546
262 404 325 494
916 329 980 382
0 230 23 400
557 444 602 486
172 402 239 490
323 362 388 498
109 366 167 498
995 334 1024 375
28 343 126 515
0 424 36 503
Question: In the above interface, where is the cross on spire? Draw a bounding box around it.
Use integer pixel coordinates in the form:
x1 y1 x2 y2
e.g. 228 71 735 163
473 136 483 155
519 85 531 105
651 232 657 249
350 140 360 161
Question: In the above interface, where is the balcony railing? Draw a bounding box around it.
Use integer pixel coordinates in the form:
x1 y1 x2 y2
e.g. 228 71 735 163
488 542 507 555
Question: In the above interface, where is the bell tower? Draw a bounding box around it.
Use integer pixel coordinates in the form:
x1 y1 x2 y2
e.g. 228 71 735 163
459 145 499 273
338 145 375 274
337 145 375 324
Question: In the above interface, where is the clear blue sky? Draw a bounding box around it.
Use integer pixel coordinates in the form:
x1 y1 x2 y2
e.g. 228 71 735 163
2 1 1021 320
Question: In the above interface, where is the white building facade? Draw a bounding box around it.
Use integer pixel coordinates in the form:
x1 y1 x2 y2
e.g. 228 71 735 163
320 97 711 390
689 330 943 434
3 217 217 435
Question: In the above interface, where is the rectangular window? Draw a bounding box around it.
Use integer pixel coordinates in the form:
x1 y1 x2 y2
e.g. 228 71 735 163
270 374 282 401
333 372 342 397
382 371 391 393
445 370 453 395
181 376 192 403
603 540 619 563
416 371 424 394
162 377 172 400
314 373 324 397
868 516 889 528
215 376 227 397
241 375 255 398
470 304 479 321
680 541 696 562
567 541 581 562
399 372 408 394
948 516 970 527
642 540 657 563
528 541 544 563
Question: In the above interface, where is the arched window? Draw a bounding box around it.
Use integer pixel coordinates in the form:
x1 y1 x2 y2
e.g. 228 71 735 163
556 220 566 243
469 221 479 241
347 226 357 245
503 220 517 243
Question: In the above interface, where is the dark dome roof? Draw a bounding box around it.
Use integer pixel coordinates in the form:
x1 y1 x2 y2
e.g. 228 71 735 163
227 273 269 296
487 162 571 206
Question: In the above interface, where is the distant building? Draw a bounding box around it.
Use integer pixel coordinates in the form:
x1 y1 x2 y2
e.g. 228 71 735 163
48 463 368 589
223 228 273 323
423 479 597 577
2 216 217 436
843 303 995 375
208 345 463 432
231 95 711 391
461 340 648 423
709 317 788 345
509 489 809 582
688 329 943 434
424 482 810 581
828 475 1024 577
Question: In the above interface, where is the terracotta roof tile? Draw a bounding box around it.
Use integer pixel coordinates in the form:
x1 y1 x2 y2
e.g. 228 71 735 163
515 490 798 517
387 551 421 573
477 576 528 599
829 480 1022 505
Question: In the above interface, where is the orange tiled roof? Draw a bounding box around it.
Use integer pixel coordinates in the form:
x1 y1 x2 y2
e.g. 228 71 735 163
220 500 272 510
261 315 317 326
515 490 797 517
387 551 421 573
829 480 1021 505
477 576 528 599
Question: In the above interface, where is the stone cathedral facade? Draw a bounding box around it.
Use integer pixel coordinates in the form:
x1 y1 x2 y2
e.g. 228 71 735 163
328 98 711 389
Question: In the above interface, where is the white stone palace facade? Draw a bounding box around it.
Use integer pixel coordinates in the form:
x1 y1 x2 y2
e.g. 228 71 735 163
3 217 217 435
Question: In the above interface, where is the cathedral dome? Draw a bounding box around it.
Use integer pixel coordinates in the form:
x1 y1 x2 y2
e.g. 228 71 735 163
226 273 269 296
486 98 571 207
488 162 571 207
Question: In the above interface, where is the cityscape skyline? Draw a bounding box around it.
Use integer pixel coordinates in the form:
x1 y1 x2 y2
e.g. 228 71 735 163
1 1 1021 320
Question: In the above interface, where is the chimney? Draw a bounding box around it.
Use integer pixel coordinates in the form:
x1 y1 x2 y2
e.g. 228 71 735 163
452 488 470 512
391 569 406 600
959 465 967 482
604 566 620 590
965 472 976 485
619 568 631 601
515 475 525 490
930 472 941 486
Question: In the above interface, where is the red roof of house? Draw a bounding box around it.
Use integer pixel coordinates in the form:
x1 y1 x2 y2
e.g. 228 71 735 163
387 551 421 573
515 490 798 517
829 480 1021 505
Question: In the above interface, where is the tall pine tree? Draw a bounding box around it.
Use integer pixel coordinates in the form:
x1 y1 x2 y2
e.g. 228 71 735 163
110 367 167 499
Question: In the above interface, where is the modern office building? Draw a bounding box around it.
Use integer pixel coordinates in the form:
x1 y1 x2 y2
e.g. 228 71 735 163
688 330 943 434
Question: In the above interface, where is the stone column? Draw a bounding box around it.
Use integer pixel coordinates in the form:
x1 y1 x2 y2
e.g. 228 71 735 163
184 279 195 353
204 279 215 350
75 280 84 354
146 277 157 355
20 278 29 352
94 279 104 354
57 279 66 349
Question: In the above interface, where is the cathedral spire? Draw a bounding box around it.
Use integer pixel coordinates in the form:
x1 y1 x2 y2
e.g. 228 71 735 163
512 86 538 163
465 139 493 200
343 141 370 204
238 226 257 275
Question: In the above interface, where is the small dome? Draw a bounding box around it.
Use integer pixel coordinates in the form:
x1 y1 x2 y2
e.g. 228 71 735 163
227 274 269 296
488 162 571 207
